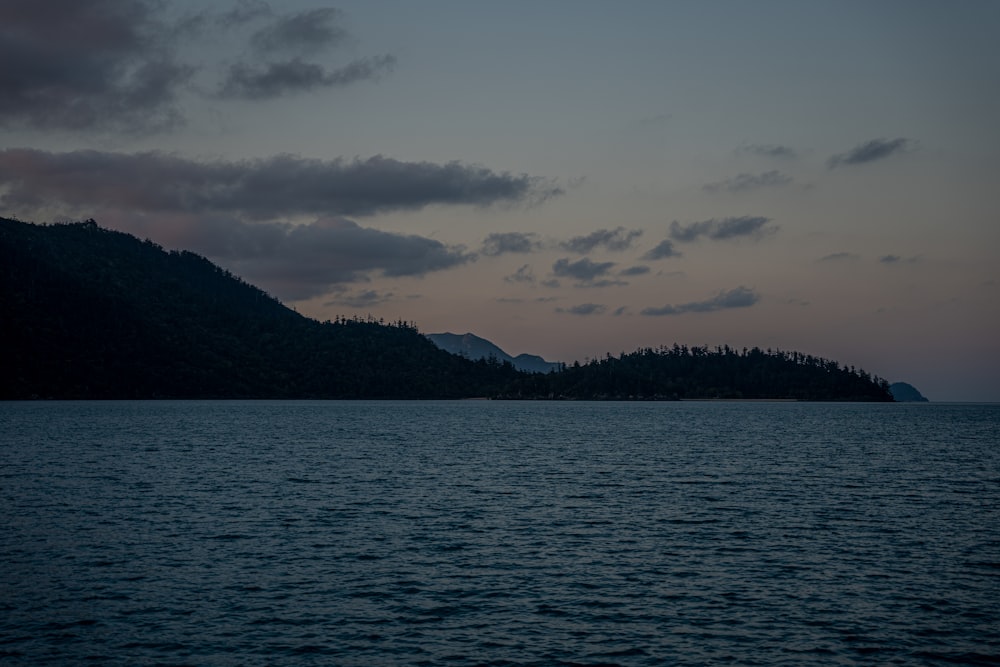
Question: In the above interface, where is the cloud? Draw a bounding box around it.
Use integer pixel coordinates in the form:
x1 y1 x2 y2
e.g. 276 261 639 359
108 214 475 301
640 286 760 317
0 0 195 132
0 148 561 218
0 1 398 130
551 257 616 282
557 303 607 316
219 55 396 99
818 252 860 262
828 138 910 168
737 144 797 159
879 254 919 264
561 227 643 254
249 8 347 55
619 265 651 276
216 5 396 100
642 239 682 260
0 146 501 301
482 232 540 257
669 216 776 242
702 170 792 194
503 264 536 284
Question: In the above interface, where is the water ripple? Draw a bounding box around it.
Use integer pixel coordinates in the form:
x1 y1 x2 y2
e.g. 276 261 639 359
1 400 998 665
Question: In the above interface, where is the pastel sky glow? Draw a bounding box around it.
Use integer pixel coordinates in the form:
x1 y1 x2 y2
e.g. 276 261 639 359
2 0 998 401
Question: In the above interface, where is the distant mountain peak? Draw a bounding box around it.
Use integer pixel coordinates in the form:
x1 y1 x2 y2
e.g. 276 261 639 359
426 332 562 374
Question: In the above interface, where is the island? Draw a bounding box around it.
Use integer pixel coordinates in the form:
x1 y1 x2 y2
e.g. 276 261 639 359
889 382 929 402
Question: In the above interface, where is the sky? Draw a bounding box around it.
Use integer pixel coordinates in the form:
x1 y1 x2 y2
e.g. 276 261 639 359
2 0 998 401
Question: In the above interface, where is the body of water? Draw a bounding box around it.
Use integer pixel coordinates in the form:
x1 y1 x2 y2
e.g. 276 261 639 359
1 400 998 665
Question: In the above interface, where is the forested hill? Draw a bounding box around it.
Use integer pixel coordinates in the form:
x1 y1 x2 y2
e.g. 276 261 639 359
499 346 893 401
1 218 892 401
0 218 521 399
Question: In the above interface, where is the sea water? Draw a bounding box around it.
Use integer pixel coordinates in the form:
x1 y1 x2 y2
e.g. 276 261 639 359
1 400 998 665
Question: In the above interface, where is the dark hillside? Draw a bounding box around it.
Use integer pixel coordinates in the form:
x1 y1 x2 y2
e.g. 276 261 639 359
0 218 520 399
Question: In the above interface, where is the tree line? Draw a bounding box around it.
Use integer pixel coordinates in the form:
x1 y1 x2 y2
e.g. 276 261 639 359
497 344 892 401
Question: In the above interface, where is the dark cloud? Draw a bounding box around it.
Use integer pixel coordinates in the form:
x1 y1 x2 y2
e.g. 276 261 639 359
612 306 627 316
557 303 607 316
642 239 681 260
702 170 792 194
0 0 398 130
111 214 474 301
0 149 561 218
878 254 920 264
561 227 642 254
551 257 616 283
217 5 396 100
0 144 545 302
219 55 395 99
503 264 536 284
828 138 910 168
482 232 540 257
249 8 347 55
819 252 859 262
640 286 760 317
0 0 194 132
619 265 651 276
669 216 776 242
737 144 797 159
541 279 561 288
